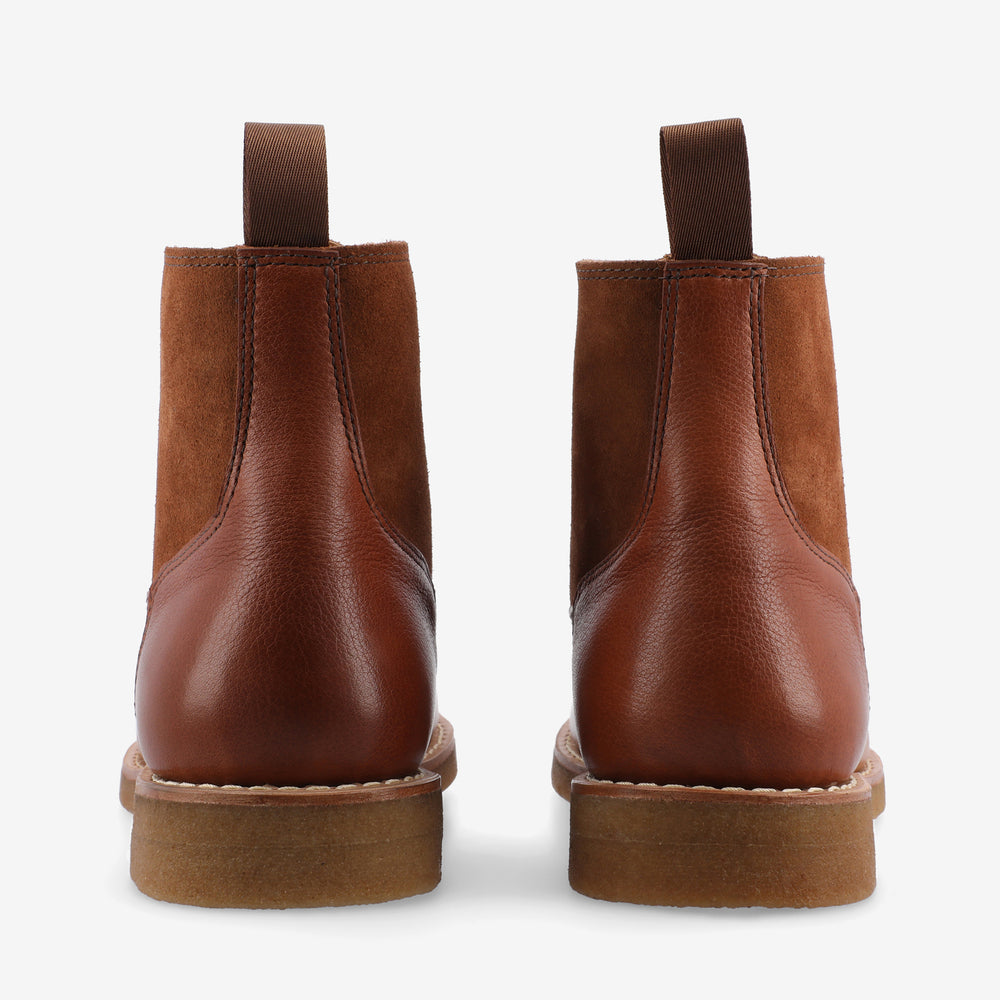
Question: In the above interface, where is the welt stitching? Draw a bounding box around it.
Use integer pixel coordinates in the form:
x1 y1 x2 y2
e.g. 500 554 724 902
326 266 431 576
589 775 859 793
131 722 449 788
751 278 857 593
424 721 447 758
561 727 585 764
149 264 257 594
575 273 678 599
560 727 868 793
151 772 423 791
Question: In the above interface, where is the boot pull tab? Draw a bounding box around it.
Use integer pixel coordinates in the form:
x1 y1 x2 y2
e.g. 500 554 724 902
243 122 329 247
659 118 753 260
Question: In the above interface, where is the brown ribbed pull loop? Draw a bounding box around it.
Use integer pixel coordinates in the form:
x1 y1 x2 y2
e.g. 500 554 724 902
243 123 329 247
659 119 753 260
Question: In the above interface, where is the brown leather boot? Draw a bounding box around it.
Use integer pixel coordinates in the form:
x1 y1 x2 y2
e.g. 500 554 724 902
119 123 456 908
551 119 883 907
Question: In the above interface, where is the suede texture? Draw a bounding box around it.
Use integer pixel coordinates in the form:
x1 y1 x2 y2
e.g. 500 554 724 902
153 248 240 578
336 242 432 568
569 254 852 598
570 262 664 597
761 257 851 571
152 240 431 580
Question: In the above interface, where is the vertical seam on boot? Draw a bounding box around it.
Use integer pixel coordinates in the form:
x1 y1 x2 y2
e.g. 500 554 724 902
751 274 857 595
573 271 679 603
139 263 256 679
146 264 257 600
326 265 432 581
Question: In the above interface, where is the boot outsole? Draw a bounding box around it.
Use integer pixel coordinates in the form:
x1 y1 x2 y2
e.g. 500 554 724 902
120 718 456 908
552 722 884 908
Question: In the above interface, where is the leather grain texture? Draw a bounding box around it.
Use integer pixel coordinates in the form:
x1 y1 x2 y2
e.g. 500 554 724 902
571 262 868 790
137 248 436 786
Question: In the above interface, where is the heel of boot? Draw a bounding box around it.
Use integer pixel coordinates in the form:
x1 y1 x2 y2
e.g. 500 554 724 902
123 748 442 908
568 762 879 908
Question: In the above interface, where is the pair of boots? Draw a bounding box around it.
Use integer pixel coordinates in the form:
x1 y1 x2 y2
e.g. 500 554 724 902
120 119 882 909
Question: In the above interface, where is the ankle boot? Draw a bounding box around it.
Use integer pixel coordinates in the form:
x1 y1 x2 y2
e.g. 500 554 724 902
120 123 456 908
551 119 883 907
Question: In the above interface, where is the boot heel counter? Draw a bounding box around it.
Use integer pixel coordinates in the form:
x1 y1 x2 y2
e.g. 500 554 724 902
572 266 868 790
137 249 436 787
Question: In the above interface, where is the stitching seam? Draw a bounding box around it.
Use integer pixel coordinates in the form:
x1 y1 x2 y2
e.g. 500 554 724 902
574 271 680 599
326 266 431 576
751 277 857 593
148 255 430 600
131 721 449 789
424 721 447 758
165 253 236 260
561 728 872 794
240 252 334 260
589 775 859 793
337 257 408 266
577 266 822 282
164 258 408 269
147 264 257 597
150 773 423 791
579 271 759 282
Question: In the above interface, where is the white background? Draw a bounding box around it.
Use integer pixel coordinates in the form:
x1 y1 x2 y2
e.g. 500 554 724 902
3 1 997 996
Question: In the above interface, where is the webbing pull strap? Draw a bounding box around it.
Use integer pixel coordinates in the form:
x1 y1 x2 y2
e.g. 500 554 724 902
243 122 329 247
659 118 753 260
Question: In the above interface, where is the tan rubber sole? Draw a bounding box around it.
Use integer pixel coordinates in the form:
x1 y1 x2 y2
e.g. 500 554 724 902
120 717 457 908
552 722 884 908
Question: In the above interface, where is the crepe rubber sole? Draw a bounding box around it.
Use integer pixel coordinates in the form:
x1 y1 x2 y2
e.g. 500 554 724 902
552 721 884 908
120 717 457 909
